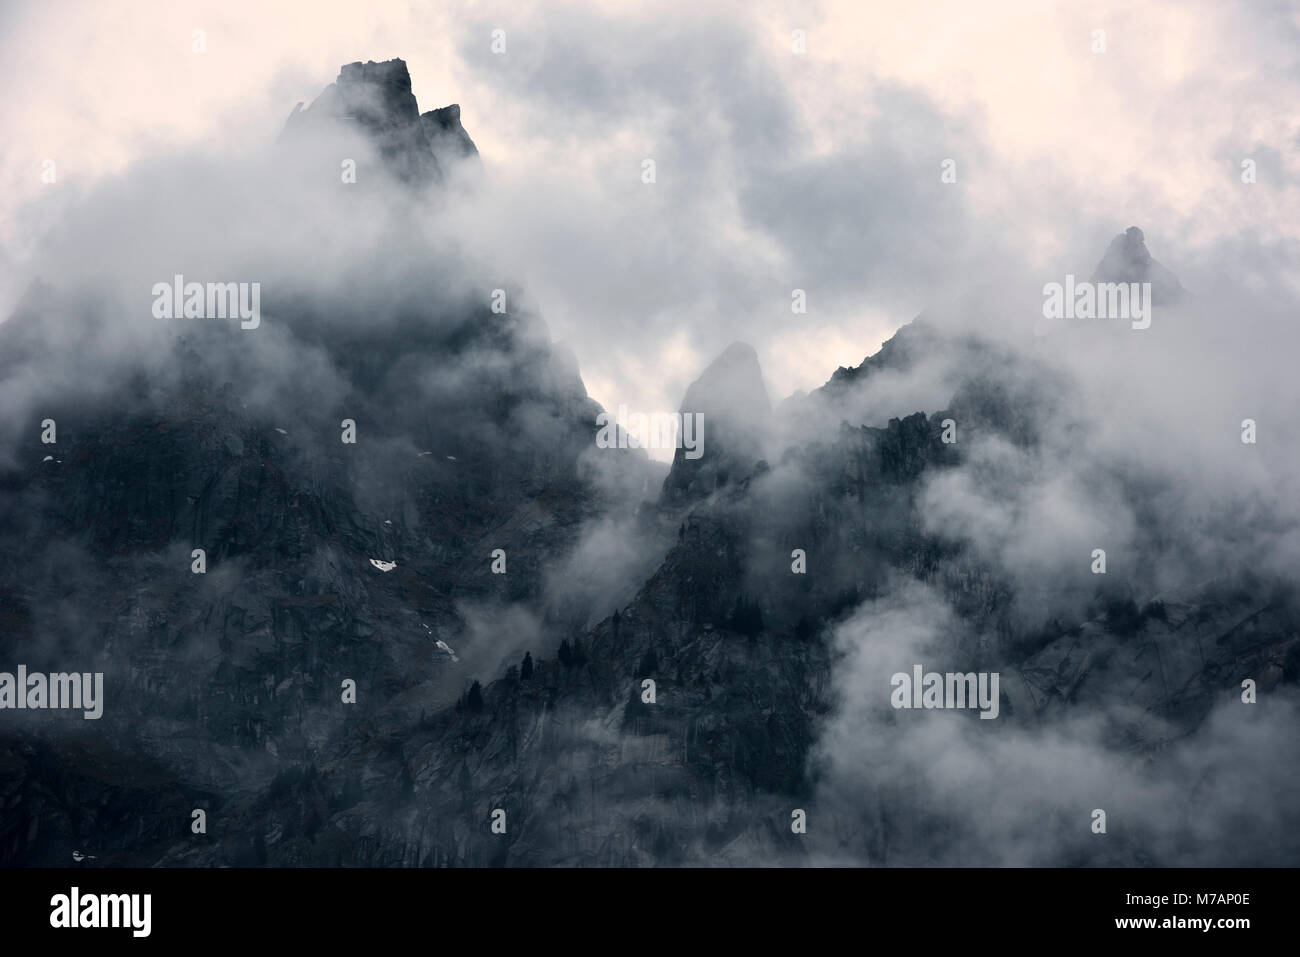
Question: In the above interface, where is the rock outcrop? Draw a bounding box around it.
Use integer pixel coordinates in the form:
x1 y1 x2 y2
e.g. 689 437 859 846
1091 225 1186 304
283 59 479 185
660 341 770 505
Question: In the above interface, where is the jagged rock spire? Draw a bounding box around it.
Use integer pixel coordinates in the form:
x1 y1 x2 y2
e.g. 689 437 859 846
1091 225 1185 304
661 341 770 505
283 58 480 185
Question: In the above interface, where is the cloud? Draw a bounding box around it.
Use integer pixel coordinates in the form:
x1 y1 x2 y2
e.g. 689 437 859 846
3 0 1299 866
6 0 1300 427
811 582 1300 865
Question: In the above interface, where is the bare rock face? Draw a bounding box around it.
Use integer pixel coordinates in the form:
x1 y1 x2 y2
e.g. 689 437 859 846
319 59 422 128
283 59 479 185
421 104 480 166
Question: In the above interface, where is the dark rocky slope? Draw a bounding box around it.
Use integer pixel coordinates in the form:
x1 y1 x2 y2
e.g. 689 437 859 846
1 62 1295 867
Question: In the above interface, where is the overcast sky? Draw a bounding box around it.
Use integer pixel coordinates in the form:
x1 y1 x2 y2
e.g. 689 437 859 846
3 0 1298 459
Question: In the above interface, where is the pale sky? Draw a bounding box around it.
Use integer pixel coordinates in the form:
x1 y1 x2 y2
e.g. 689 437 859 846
3 0 1297 459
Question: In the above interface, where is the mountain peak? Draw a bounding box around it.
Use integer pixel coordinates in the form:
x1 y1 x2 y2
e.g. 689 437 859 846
1099 226 1153 272
421 103 480 162
680 341 768 414
660 341 770 504
1091 225 1185 303
283 58 479 184
333 59 419 127
716 340 759 361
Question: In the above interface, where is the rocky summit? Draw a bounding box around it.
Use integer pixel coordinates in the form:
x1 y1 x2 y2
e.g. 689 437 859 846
1 60 1297 870
283 58 480 185
1091 225 1186 304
